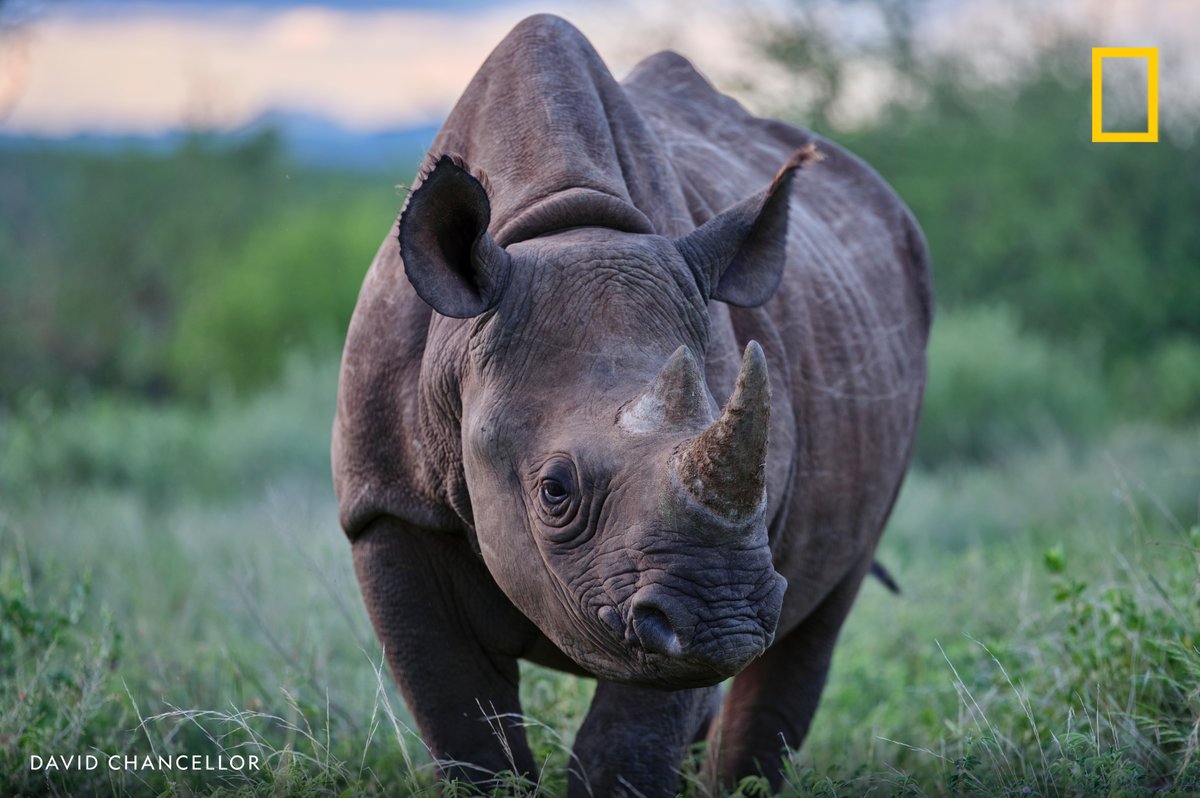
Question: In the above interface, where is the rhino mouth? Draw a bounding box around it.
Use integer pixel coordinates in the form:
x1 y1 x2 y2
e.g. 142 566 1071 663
583 624 774 689
635 631 774 688
574 573 784 688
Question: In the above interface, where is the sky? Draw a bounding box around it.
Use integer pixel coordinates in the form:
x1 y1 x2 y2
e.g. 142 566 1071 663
0 0 778 136
1 0 1196 138
0 1 576 134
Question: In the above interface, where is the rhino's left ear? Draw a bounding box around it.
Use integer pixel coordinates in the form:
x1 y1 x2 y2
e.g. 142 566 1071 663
676 144 820 307
399 153 511 318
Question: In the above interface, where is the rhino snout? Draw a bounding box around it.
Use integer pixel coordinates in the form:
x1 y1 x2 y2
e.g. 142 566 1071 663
603 582 780 681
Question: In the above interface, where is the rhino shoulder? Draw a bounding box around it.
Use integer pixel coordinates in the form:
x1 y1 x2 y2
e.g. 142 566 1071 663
332 232 467 539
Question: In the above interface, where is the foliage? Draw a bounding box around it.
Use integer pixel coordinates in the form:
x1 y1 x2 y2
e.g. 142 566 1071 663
760 3 1200 430
791 423 1200 797
1 134 280 399
0 575 130 797
166 198 383 397
0 135 401 405
0 353 339 500
1114 336 1200 424
840 65 1200 370
917 304 1108 465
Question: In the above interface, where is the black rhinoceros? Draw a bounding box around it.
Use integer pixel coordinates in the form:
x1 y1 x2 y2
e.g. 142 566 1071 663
333 13 931 795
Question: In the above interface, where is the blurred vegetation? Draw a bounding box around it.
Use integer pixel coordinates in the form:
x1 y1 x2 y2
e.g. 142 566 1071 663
916 305 1108 463
0 133 400 405
1 1 1195 470
758 1 1200 464
842 66 1200 397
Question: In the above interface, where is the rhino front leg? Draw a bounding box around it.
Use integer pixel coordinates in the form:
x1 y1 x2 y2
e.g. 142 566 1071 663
569 680 718 798
704 556 874 789
352 517 539 786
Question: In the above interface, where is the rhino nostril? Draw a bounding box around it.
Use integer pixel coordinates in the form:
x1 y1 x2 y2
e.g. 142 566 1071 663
630 601 683 656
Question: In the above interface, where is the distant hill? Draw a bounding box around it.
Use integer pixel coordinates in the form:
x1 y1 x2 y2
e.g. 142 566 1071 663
0 112 442 173
243 111 441 171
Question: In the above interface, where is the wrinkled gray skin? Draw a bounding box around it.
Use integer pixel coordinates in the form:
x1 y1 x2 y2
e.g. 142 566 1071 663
332 14 931 796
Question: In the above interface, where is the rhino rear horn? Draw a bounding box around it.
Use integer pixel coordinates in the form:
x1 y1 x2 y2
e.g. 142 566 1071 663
618 346 717 433
673 341 771 521
399 153 512 318
675 144 821 307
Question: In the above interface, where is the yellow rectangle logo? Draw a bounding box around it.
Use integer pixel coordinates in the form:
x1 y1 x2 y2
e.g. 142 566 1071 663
1092 47 1158 143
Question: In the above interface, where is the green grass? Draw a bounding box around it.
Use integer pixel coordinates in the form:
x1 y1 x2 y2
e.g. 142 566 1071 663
1 357 1196 796
797 425 1199 796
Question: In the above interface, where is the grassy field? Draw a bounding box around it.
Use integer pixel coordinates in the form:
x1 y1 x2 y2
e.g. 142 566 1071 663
2 353 1196 797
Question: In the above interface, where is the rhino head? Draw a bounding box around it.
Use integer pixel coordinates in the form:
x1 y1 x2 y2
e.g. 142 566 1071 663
397 150 813 688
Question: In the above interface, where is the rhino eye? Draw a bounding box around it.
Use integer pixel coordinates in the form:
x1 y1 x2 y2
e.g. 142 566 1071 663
534 459 580 528
541 478 570 506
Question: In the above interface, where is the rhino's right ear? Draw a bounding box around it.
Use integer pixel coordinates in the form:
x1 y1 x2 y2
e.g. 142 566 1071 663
399 154 511 318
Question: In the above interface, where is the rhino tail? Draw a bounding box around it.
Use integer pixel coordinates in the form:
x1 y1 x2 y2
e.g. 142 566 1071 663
870 560 901 595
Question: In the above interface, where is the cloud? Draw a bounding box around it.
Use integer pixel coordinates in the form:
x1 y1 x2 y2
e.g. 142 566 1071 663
1 0 792 136
3 3 570 134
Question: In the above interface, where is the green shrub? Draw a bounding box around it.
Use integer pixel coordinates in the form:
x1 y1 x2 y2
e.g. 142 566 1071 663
1114 337 1200 424
0 568 130 797
0 353 339 500
917 304 1109 465
0 135 288 401
0 139 404 406
167 199 388 399
829 46 1200 370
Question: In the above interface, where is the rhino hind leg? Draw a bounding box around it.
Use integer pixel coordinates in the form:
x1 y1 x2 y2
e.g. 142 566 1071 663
703 556 875 789
351 518 539 786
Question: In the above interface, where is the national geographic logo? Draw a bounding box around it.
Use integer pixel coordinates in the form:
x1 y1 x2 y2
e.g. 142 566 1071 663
1091 47 1159 143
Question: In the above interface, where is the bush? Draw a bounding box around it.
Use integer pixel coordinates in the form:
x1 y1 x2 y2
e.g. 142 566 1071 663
167 198 386 398
1114 337 1200 424
0 138 404 405
829 44 1200 371
0 353 340 500
0 135 287 401
917 304 1108 465
0 568 130 797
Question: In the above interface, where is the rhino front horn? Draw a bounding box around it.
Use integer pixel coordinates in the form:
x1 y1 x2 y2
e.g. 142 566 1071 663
674 341 770 522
